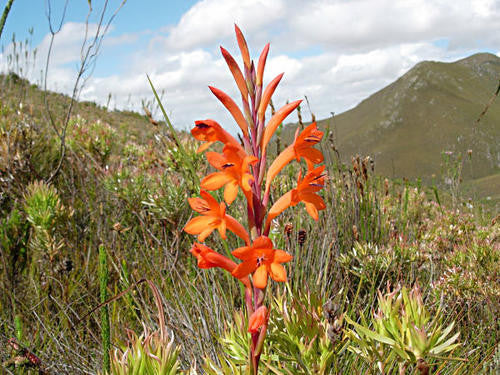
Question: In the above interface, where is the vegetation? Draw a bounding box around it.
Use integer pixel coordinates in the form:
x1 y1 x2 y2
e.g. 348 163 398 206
0 28 499 375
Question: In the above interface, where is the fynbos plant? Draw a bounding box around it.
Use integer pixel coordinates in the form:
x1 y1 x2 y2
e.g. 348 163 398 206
182 25 325 374
345 284 460 374
23 181 71 267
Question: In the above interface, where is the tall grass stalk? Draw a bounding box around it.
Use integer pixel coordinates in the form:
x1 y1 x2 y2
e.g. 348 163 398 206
99 244 110 374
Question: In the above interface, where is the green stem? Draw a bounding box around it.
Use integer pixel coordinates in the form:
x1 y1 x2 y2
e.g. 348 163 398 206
147 75 199 186
0 0 14 42
99 244 110 374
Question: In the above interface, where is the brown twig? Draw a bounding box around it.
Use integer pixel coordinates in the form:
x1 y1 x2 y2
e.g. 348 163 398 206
475 79 500 125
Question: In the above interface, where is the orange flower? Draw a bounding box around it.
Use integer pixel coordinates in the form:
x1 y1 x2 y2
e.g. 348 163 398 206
232 236 292 289
248 306 268 333
191 119 242 153
190 243 250 288
201 144 258 205
265 122 324 195
184 190 250 244
266 165 326 228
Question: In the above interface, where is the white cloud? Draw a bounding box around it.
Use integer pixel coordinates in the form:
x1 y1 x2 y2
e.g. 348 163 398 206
2 0 499 133
163 0 285 51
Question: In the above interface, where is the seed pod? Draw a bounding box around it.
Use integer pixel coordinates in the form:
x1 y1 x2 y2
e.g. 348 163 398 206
297 229 307 246
352 225 359 241
356 180 364 196
362 157 369 180
284 222 293 238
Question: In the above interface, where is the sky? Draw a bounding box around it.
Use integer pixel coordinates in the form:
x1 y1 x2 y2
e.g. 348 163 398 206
1 0 499 133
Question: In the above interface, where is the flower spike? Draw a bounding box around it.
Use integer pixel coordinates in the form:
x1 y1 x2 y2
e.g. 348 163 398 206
184 26 324 375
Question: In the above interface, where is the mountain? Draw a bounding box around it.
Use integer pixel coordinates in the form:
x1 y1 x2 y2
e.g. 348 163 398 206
312 53 500 201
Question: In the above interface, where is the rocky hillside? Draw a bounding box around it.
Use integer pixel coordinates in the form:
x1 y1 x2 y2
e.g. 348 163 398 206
314 53 500 200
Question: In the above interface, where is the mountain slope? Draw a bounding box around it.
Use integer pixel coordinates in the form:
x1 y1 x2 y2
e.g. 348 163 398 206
314 53 500 197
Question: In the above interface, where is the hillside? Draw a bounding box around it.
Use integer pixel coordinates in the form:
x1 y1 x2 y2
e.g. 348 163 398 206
312 53 500 201
0 73 158 143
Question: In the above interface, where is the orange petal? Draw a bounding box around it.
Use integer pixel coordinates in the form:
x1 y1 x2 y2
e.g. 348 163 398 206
224 181 239 205
203 252 235 271
184 216 212 235
274 249 293 263
200 190 220 212
188 197 209 213
232 259 257 278
193 119 242 149
201 172 232 191
257 73 283 122
266 191 293 227
234 24 251 70
300 192 326 210
256 43 270 87
209 86 248 137
261 100 302 154
304 202 319 221
198 228 213 242
248 306 268 333
241 173 254 192
253 236 273 249
242 155 259 170
269 263 287 283
226 214 250 245
232 245 252 260
253 265 268 289
265 145 294 194
299 147 324 165
197 141 214 153
217 218 227 239
220 46 248 99
205 151 226 169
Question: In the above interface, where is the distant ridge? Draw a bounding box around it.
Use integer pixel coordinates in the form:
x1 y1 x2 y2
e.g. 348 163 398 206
313 53 500 199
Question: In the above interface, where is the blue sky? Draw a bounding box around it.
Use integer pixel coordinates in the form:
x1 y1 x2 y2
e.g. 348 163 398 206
1 0 499 131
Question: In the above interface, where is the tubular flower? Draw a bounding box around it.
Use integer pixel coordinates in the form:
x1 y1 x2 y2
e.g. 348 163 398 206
184 190 250 244
191 119 242 153
201 144 258 205
232 236 293 289
190 243 250 288
266 165 326 228
248 306 268 333
265 122 324 194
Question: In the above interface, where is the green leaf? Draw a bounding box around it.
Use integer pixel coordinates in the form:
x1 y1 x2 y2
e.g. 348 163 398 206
345 316 396 345
429 332 460 355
